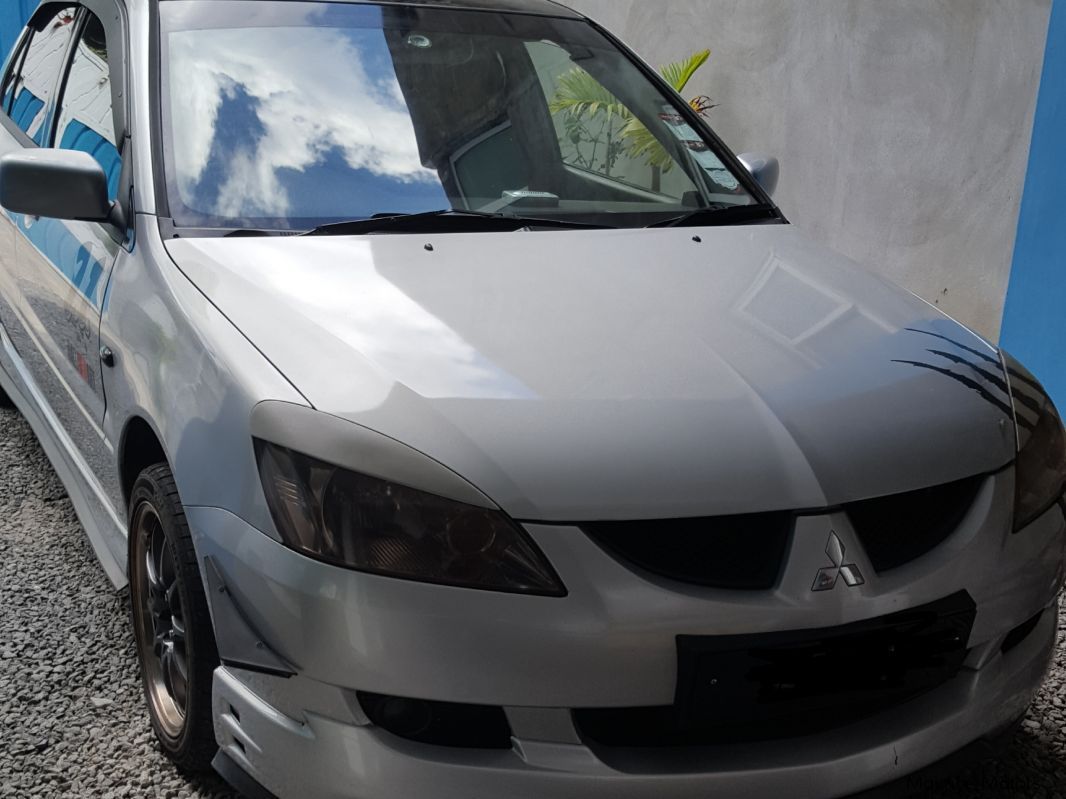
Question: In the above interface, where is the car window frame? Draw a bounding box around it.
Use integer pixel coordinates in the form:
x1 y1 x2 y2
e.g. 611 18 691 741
1 1 131 147
70 0 132 234
1 29 32 117
52 8 90 146
51 7 123 205
3 0 134 242
0 5 77 149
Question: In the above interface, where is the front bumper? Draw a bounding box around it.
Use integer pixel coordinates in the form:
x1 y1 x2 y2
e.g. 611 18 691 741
187 471 1065 799
211 606 1054 799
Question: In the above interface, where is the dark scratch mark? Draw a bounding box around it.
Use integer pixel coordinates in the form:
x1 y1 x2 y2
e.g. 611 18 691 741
892 360 1022 422
905 328 1001 366
906 328 1044 393
927 349 1011 397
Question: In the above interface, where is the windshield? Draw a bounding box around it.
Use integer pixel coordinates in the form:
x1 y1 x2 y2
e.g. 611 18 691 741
158 1 763 232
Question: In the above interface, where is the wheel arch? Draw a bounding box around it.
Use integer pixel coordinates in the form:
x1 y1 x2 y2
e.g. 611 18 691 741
119 414 170 514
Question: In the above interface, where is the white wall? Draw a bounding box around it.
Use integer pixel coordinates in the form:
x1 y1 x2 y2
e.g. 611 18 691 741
566 0 1052 339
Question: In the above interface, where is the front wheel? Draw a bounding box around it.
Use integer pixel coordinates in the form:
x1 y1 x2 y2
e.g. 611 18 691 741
129 463 219 770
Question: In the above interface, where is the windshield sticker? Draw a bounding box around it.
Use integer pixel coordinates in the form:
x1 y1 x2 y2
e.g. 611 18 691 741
660 106 740 190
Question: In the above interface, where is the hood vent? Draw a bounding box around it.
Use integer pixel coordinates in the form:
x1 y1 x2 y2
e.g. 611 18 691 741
582 512 793 590
844 474 986 573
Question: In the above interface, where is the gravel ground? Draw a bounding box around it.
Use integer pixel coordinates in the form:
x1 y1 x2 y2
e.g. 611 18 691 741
1 401 1065 798
0 406 236 799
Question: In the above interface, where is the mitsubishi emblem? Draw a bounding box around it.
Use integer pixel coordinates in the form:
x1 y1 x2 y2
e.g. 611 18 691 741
812 532 865 592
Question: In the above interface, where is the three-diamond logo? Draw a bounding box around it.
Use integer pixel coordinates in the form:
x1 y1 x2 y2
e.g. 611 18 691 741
812 531 865 592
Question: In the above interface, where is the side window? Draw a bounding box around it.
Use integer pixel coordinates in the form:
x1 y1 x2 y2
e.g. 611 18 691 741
6 7 78 143
54 11 120 202
451 123 529 203
1 35 29 114
526 40 705 200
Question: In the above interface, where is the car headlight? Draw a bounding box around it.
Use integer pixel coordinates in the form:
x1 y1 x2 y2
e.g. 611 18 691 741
1004 352 1066 532
254 440 565 596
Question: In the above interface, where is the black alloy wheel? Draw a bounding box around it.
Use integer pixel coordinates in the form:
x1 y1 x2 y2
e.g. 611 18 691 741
129 463 219 770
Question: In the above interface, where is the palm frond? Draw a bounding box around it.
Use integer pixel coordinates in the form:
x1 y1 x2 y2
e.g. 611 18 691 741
658 49 711 93
621 117 677 172
547 50 714 178
548 67 627 122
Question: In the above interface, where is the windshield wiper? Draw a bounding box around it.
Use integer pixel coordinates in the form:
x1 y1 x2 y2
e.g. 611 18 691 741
221 228 297 238
649 203 782 229
302 209 612 237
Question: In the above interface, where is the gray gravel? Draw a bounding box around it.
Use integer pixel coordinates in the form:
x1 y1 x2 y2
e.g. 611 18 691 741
1 401 1065 798
0 406 236 799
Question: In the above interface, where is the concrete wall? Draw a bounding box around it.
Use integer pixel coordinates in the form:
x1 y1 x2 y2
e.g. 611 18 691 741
567 0 1052 340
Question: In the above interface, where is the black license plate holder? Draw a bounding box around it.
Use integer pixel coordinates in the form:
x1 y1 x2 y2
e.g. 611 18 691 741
674 591 976 740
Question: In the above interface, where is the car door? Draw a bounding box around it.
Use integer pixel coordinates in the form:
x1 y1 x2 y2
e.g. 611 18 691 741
0 7 81 375
9 4 122 476
0 26 35 352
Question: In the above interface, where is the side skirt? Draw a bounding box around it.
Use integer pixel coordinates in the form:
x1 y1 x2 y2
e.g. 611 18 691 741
0 322 127 588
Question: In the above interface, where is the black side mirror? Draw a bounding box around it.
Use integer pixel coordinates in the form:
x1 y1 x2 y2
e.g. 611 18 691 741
0 149 116 224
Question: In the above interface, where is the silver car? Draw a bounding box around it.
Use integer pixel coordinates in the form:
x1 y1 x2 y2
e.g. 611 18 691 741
0 0 1063 797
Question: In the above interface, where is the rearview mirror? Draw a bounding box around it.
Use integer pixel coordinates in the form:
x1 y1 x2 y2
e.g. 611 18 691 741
0 149 114 223
738 152 780 198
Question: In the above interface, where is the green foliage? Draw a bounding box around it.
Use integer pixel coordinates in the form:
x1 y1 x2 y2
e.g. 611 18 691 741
548 67 623 121
660 49 711 93
549 49 714 178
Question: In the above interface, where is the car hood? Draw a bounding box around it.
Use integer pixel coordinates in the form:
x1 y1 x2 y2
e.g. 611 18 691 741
165 225 1015 521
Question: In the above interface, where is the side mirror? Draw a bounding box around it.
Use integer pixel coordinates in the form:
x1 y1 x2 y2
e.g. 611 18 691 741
738 152 780 198
0 149 114 223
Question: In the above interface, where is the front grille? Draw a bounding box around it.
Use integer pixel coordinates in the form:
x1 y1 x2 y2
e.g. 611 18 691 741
845 475 985 573
575 591 976 747
582 512 794 590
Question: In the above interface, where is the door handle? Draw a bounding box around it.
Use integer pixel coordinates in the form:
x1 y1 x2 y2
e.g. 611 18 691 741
100 346 115 368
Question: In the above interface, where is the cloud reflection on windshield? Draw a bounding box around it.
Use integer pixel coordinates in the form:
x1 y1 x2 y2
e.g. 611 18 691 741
168 25 441 219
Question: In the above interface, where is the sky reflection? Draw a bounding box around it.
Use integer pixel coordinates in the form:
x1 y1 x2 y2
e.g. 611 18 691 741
167 24 446 222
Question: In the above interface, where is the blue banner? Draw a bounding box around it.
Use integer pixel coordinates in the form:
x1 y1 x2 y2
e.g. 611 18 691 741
1002 0 1066 409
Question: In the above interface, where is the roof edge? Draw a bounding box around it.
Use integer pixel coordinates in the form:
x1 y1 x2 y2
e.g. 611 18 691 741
152 0 586 20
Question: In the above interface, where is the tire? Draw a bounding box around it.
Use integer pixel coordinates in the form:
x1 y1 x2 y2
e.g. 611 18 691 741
128 463 219 771
0 385 14 409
